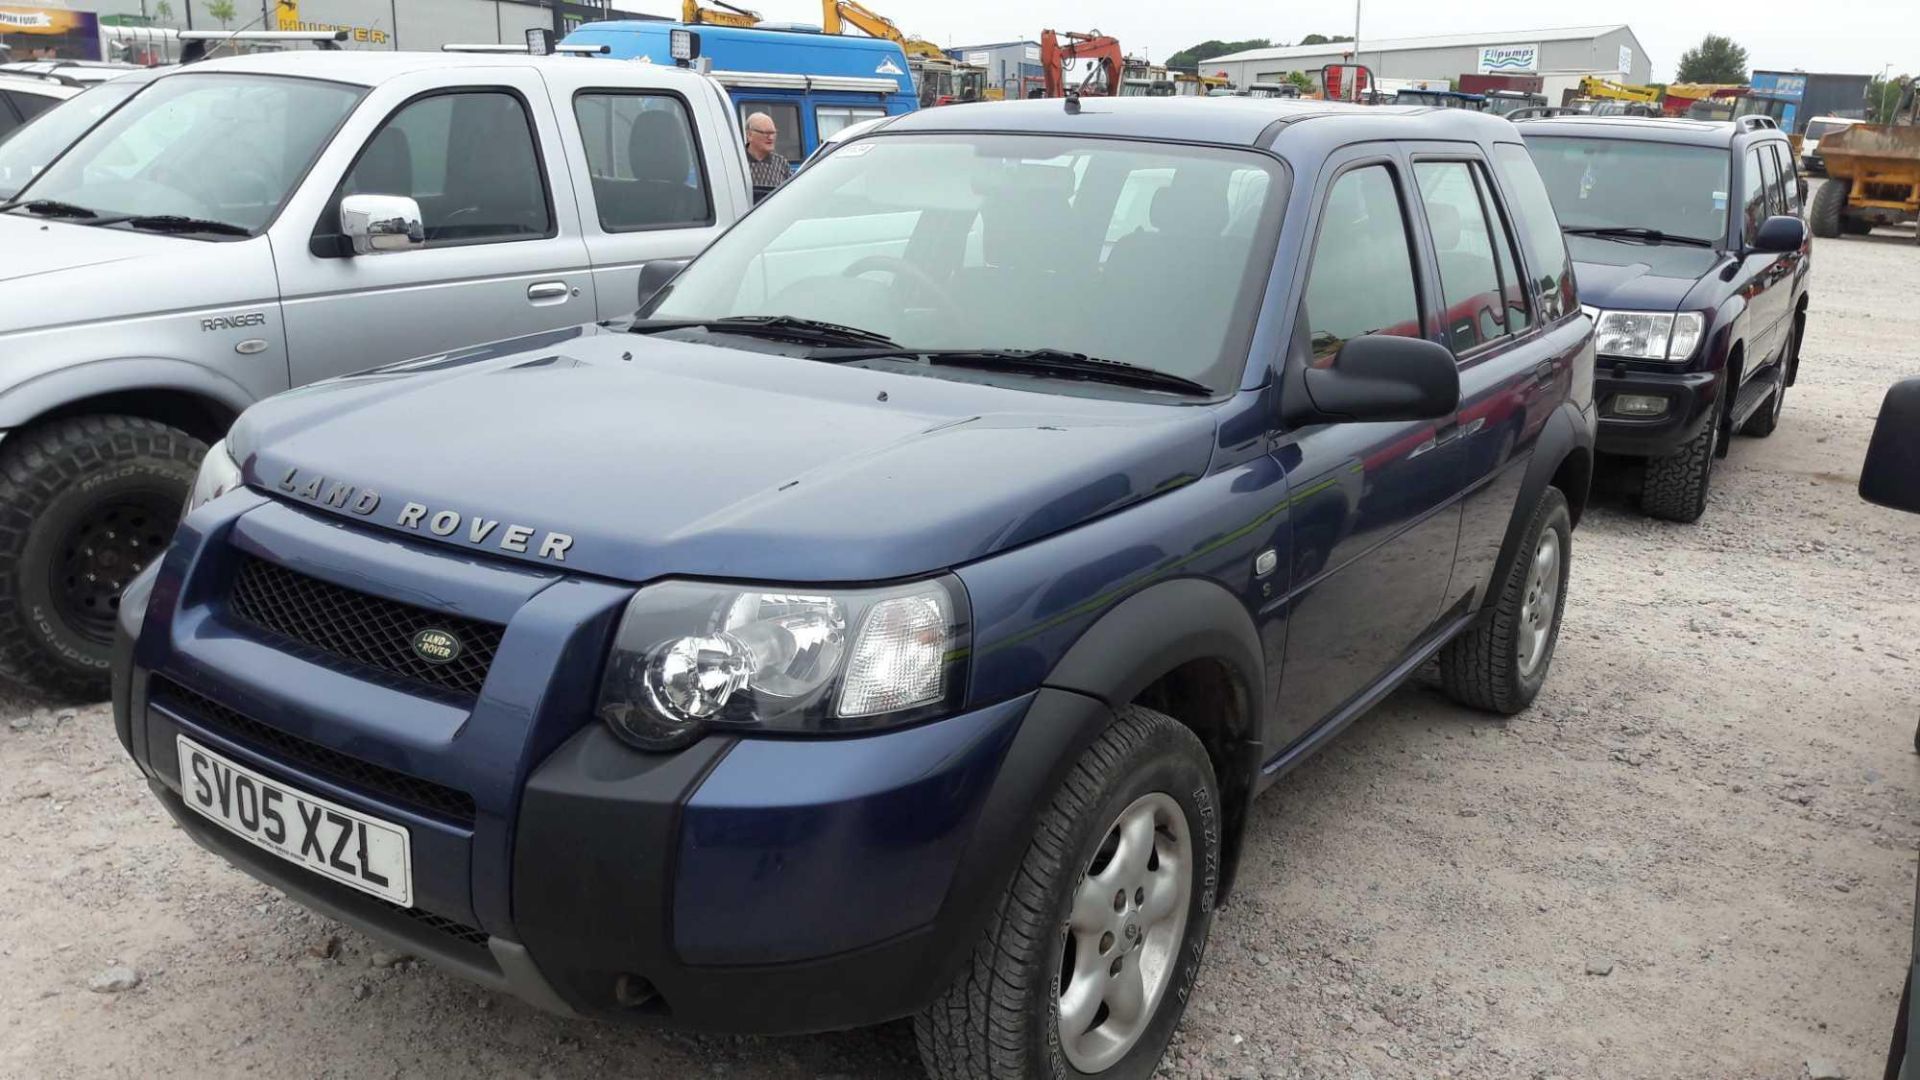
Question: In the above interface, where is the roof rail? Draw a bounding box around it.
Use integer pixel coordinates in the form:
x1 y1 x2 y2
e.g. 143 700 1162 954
1737 115 1779 131
1507 106 1585 122
179 29 349 64
439 42 611 55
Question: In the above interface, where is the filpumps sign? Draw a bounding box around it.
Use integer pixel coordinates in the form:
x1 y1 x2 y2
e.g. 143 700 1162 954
1477 44 1539 74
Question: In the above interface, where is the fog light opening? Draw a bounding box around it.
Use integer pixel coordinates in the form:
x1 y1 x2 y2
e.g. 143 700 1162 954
614 973 660 1009
1611 394 1670 418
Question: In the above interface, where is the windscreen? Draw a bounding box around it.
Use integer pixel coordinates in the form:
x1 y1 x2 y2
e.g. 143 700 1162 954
1805 119 1852 141
650 133 1285 394
1523 135 1730 244
11 72 361 234
0 77 141 200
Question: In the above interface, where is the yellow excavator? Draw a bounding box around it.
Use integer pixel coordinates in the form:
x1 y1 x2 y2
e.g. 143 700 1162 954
682 0 759 28
819 0 992 104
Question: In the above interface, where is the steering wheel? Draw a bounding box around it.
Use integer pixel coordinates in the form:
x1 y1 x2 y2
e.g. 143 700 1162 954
840 254 965 323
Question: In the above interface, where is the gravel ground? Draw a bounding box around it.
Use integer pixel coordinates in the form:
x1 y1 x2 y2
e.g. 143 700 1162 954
3 204 1919 1080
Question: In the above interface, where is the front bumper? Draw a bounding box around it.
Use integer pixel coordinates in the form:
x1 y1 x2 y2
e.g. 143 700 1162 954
115 494 1109 1034
1593 365 1721 458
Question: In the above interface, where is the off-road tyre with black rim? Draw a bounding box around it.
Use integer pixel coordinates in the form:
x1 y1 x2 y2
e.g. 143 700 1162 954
1437 486 1572 715
0 416 203 700
915 704 1220 1080
1640 407 1718 523
1809 178 1846 238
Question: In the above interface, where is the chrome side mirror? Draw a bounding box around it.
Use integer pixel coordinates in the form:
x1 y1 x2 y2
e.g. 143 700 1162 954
340 194 424 255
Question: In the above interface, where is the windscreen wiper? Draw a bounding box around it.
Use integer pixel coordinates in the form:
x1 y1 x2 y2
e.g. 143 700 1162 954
0 198 99 218
1563 226 1714 248
816 347 1215 397
112 214 253 237
629 315 896 348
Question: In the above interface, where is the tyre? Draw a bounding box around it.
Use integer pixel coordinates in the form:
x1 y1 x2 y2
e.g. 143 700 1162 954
1809 178 1846 238
1741 376 1785 438
1639 408 1718 523
1841 216 1875 236
1437 486 1572 715
916 705 1220 1080
0 416 203 699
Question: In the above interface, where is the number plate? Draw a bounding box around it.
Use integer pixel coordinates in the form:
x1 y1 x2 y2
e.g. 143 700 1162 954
176 736 413 907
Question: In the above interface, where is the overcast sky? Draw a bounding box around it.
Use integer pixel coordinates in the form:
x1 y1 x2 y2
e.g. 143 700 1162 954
645 1 1919 82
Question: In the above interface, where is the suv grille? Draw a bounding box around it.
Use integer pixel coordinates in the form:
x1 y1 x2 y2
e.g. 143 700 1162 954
228 555 502 699
152 677 477 826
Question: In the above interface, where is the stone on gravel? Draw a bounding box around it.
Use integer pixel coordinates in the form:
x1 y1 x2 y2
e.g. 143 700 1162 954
308 936 340 959
1805 1059 1846 1079
369 950 408 968
351 981 370 1001
1585 959 1614 977
87 966 142 993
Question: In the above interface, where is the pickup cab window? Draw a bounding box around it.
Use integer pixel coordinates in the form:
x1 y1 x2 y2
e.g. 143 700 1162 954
342 90 551 245
573 91 711 231
7 72 361 235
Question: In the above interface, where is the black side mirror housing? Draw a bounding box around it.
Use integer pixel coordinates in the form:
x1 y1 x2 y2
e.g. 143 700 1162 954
1296 335 1461 424
635 258 690 314
751 183 779 205
1861 378 1920 514
1751 214 1808 254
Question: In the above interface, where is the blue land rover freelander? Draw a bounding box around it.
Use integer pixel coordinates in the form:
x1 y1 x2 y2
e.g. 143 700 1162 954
114 99 1596 1078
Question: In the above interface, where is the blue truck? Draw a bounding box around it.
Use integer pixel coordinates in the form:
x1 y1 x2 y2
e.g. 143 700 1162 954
114 98 1594 1078
561 21 917 166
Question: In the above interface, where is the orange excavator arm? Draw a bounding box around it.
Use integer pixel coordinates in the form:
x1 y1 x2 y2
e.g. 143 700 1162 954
1039 28 1122 98
682 0 759 28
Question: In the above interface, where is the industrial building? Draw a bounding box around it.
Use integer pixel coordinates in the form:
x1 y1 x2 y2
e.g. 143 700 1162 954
948 39 1043 100
1203 24 1652 102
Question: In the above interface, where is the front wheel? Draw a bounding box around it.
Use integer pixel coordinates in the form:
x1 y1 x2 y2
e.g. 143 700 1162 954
1809 178 1846 238
0 416 203 699
1640 408 1718 523
916 705 1220 1080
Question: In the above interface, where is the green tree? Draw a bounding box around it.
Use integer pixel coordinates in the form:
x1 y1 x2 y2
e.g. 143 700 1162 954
1297 33 1355 47
1165 38 1273 73
1285 70 1312 91
205 0 237 28
1675 34 1748 83
1866 75 1913 123
152 0 174 25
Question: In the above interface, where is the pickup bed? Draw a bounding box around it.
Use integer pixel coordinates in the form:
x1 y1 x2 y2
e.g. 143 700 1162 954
0 49 752 696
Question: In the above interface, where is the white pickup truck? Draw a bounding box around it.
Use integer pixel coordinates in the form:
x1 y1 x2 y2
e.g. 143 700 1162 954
0 48 753 696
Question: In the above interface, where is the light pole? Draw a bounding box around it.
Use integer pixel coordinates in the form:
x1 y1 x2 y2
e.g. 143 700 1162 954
1351 0 1361 100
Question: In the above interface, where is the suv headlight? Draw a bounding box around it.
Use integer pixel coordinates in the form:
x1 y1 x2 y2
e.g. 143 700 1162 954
596 577 970 750
183 439 243 515
1591 310 1705 362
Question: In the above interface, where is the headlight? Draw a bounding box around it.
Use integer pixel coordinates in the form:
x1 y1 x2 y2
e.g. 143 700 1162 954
1591 310 1705 362
596 577 969 749
183 439 243 515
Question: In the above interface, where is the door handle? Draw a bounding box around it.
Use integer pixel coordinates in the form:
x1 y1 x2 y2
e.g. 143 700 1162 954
527 281 571 302
1531 360 1557 388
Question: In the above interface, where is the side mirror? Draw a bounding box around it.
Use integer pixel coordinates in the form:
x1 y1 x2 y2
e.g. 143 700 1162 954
1751 213 1807 254
752 183 779 205
340 194 424 255
1299 335 1460 424
635 258 690 314
1861 378 1920 514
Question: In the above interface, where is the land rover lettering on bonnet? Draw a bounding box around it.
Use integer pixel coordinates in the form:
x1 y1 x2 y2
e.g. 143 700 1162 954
275 467 574 562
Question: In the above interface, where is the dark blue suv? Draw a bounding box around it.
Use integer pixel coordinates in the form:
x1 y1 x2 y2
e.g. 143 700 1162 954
113 98 1595 1079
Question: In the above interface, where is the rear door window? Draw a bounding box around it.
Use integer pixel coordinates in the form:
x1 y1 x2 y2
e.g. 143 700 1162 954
1491 143 1575 322
1766 142 1799 215
1415 160 1518 354
573 92 712 231
4 90 54 123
